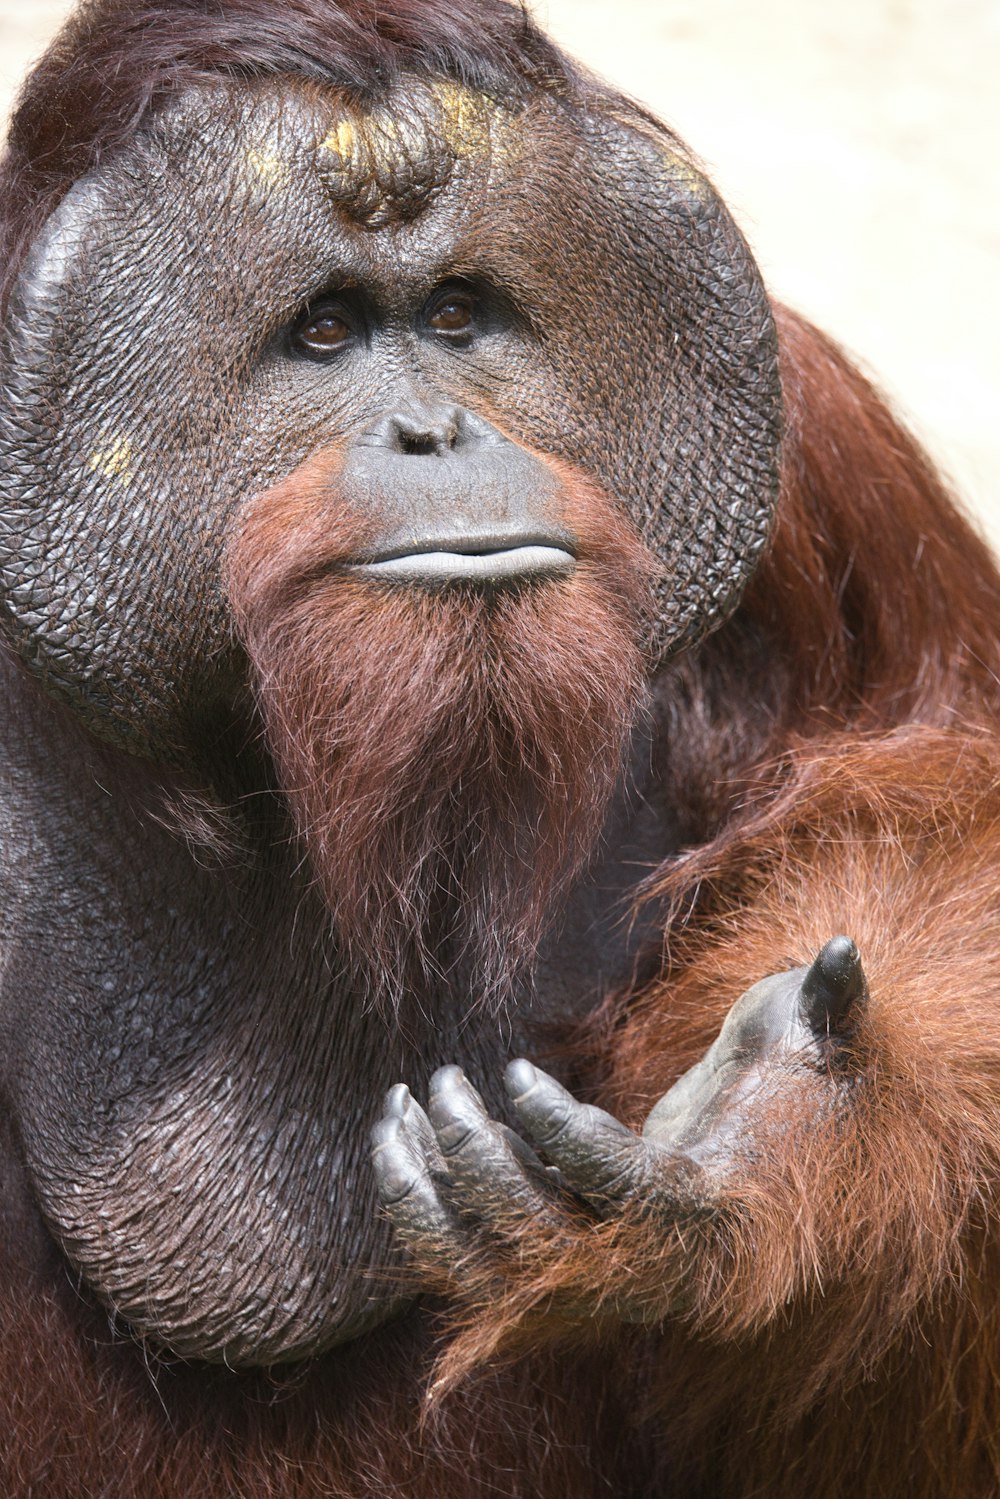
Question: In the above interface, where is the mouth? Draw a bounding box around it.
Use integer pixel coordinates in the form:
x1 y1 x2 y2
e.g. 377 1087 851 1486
351 531 577 582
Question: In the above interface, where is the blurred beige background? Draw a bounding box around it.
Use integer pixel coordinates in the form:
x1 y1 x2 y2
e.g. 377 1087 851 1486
1 0 997 549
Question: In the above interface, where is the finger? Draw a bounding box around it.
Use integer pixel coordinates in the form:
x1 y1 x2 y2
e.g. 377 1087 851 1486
798 935 868 1039
496 1123 564 1191
383 1082 447 1172
504 1060 653 1206
427 1065 560 1225
371 1092 467 1257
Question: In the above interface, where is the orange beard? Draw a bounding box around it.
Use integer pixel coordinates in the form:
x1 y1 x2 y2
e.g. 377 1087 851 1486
226 451 654 1017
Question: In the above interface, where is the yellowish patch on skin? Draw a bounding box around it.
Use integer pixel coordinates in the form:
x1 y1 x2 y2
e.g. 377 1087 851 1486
660 149 712 201
603 106 713 203
317 103 444 213
430 81 522 171
246 148 288 185
318 86 518 193
320 119 356 161
428 81 492 160
87 437 134 487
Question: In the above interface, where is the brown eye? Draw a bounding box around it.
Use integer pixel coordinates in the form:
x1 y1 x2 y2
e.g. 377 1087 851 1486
427 295 475 334
292 307 353 354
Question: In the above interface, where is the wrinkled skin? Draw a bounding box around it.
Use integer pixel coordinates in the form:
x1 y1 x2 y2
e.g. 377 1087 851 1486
0 68 783 1368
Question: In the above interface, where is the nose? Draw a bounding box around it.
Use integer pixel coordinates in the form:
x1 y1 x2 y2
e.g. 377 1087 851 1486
364 403 463 457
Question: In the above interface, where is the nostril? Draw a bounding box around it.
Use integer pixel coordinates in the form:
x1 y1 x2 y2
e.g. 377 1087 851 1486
393 403 462 456
399 431 446 457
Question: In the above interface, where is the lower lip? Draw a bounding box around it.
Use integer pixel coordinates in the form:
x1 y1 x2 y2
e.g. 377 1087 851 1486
353 545 577 581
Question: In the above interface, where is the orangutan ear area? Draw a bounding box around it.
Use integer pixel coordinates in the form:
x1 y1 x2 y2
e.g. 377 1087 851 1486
0 2 998 1496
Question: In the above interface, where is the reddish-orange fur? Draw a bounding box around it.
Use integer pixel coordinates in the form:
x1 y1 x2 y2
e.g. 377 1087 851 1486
0 1280 640 1497
226 451 653 1018
0 0 998 1444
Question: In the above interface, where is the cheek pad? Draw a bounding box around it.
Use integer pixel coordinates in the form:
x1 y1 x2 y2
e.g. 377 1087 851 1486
527 112 782 657
435 101 782 662
0 95 339 759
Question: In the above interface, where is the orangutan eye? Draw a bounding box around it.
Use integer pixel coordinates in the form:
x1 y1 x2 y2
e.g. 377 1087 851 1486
426 293 476 336
291 304 354 355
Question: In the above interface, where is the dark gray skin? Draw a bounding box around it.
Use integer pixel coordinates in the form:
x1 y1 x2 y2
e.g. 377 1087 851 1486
0 69 827 1368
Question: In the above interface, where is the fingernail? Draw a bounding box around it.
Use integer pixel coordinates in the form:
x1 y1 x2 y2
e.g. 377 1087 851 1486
504 1058 537 1099
384 1083 412 1118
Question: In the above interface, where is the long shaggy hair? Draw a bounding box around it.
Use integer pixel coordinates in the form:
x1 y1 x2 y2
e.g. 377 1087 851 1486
226 448 654 1016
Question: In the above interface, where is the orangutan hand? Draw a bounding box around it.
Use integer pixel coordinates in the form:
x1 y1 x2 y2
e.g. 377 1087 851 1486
371 937 867 1315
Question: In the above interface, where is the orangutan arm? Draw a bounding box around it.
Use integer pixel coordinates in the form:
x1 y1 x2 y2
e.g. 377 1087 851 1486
372 729 1000 1387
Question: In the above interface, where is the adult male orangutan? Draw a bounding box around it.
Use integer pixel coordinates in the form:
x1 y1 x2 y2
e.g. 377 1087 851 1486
0 1 998 1495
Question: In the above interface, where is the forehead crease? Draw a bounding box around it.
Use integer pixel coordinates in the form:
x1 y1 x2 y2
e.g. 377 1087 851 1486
314 79 525 229
318 95 449 223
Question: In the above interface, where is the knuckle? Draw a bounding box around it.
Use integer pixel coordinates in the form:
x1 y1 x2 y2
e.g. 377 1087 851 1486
376 1159 425 1208
435 1113 483 1157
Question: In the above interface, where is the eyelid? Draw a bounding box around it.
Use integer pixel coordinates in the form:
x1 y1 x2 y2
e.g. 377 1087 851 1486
425 287 478 331
429 286 474 305
301 300 351 329
292 284 365 326
288 293 363 357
